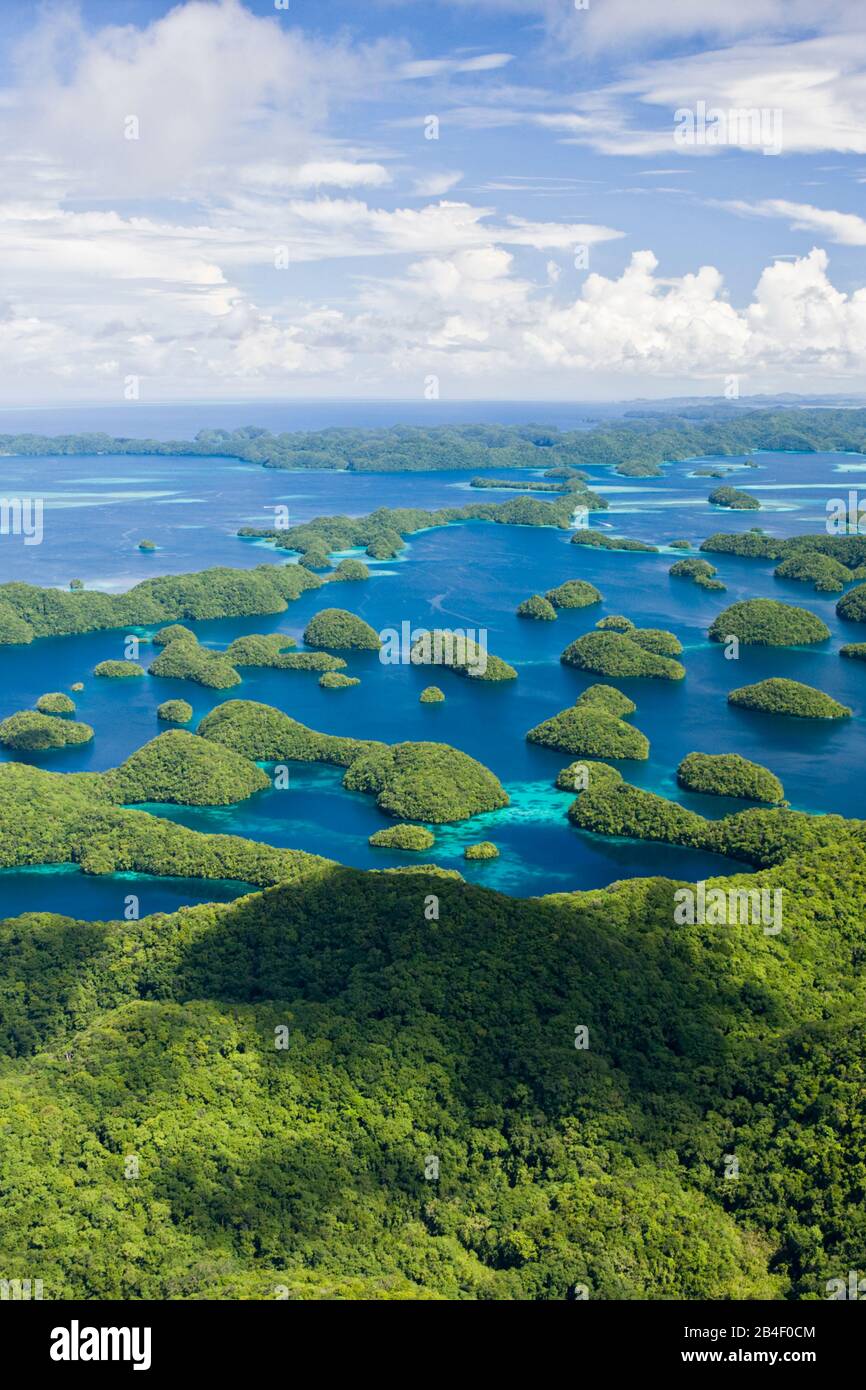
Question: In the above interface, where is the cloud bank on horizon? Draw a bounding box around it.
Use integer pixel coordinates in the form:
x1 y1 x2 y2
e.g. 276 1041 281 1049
0 0 865 403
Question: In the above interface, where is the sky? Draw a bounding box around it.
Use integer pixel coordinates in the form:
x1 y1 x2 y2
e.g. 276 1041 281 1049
0 0 865 404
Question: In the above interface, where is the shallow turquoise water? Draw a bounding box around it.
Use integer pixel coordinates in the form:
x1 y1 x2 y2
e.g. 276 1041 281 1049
1 440 864 913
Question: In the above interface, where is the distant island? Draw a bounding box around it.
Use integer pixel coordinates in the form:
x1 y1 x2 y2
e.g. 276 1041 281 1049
2 405 865 477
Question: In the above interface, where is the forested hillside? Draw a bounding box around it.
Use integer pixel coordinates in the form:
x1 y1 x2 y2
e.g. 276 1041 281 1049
1 829 864 1299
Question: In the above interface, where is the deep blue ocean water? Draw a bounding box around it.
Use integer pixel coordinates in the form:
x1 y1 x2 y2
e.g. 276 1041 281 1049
2 414 865 916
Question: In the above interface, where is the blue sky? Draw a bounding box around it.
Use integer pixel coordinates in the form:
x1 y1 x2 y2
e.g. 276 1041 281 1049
0 0 864 403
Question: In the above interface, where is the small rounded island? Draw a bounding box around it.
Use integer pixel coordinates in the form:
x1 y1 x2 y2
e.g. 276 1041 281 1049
369 824 436 851
157 699 194 723
94 660 145 678
137 539 157 552
319 672 361 689
419 686 445 703
464 841 499 861
517 594 557 621
36 692 76 714
0 710 94 750
303 607 382 650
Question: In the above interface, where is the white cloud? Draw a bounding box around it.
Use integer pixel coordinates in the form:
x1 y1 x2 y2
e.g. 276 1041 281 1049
399 53 513 78
724 199 866 246
427 0 861 56
2 0 401 200
413 171 464 196
242 161 393 191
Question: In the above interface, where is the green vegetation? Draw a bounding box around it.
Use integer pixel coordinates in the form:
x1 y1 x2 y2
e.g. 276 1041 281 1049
629 628 683 657
775 552 850 593
837 584 866 623
8 406 865 481
561 630 685 681
840 643 866 661
409 630 517 681
223 633 296 664
343 742 509 823
555 759 625 792
701 532 866 604
419 686 445 703
570 532 657 552
0 760 329 889
709 599 830 647
156 699 193 723
0 710 94 750
469 476 567 492
71 682 84 693
464 841 499 860
3 741 866 1297
35 692 75 715
242 488 608 566
517 594 557 620
137 539 157 551
669 556 726 592
103 731 270 806
69 579 83 591
199 699 383 767
93 660 145 678
709 485 760 510
303 607 382 651
544 579 602 609
701 531 785 560
0 563 322 646
596 614 634 632
329 557 370 581
149 639 241 690
677 752 784 804
669 539 691 549
569 777 860 871
526 684 649 760
197 698 511 823
728 678 851 719
153 623 197 646
319 672 361 689
149 631 345 689
368 824 435 851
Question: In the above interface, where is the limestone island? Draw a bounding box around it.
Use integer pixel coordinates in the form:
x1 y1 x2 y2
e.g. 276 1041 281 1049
709 599 830 647
93 660 145 678
303 607 382 650
676 751 784 803
369 824 435 851
157 699 194 723
560 629 685 680
464 841 499 860
0 710 94 750
527 684 649 759
708 485 760 510
36 692 76 714
319 672 361 689
727 677 851 720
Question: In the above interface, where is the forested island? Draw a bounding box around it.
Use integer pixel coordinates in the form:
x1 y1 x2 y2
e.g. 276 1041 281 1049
3 405 866 477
